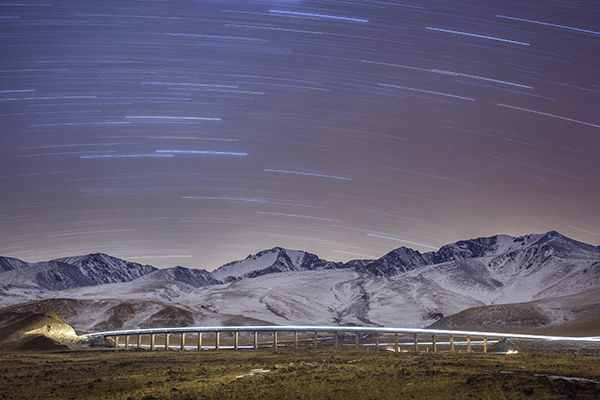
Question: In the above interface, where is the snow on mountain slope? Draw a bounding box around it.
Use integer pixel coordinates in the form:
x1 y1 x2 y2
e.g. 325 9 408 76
484 231 600 302
178 269 393 326
487 231 599 275
0 256 28 272
6 269 485 330
362 274 484 327
0 253 158 300
211 247 335 281
37 266 216 307
403 259 504 304
358 247 428 276
231 269 485 327
211 249 279 281
431 287 600 335
1 261 103 291
55 275 205 304
55 269 370 326
167 268 482 328
427 234 541 263
54 253 157 284
139 266 220 288
398 231 600 304
0 260 219 307
1 231 598 330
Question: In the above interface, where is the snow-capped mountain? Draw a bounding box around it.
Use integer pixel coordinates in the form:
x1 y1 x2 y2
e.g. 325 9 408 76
410 231 600 304
0 231 598 333
430 287 600 335
211 247 336 281
0 256 28 273
53 253 157 285
1 260 105 292
357 247 429 276
140 266 220 288
427 233 537 263
3 254 156 290
0 253 158 303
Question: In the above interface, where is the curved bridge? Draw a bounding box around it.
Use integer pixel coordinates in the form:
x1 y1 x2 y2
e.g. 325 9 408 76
83 326 600 353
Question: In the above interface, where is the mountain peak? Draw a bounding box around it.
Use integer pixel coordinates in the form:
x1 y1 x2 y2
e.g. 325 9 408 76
68 252 136 264
85 252 112 258
537 230 570 242
143 266 220 288
431 234 512 262
211 246 331 282
530 230 599 255
0 256 28 273
253 246 300 257
52 253 157 286
359 246 428 276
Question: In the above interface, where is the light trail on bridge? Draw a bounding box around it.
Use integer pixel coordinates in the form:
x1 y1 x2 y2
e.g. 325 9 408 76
83 325 600 354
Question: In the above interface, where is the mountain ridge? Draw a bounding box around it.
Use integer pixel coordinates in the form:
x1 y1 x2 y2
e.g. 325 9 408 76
1 230 599 332
1 230 598 290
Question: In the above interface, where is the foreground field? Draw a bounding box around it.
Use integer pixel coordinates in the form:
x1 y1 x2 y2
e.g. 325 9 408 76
1 349 600 400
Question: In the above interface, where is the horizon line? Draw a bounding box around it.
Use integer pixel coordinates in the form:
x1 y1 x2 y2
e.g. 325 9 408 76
1 229 597 270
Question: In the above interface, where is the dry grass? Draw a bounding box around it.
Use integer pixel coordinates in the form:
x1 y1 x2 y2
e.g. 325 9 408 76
1 348 599 400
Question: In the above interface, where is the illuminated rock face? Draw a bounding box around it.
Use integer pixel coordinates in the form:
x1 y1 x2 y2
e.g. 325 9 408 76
0 310 80 349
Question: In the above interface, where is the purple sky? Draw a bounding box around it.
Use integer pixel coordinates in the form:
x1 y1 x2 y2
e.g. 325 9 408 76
1 0 599 269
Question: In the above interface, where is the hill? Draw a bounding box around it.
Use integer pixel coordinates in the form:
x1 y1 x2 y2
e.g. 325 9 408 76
0 309 79 350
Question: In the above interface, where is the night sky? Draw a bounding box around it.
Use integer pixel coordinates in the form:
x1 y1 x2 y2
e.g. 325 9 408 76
2 0 600 269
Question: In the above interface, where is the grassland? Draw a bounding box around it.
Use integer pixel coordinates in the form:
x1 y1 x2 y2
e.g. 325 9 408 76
1 348 600 400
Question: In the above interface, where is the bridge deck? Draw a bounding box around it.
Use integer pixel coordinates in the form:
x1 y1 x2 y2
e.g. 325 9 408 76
83 325 600 354
84 325 600 342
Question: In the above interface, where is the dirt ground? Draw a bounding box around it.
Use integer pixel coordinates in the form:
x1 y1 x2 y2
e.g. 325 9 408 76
1 348 600 400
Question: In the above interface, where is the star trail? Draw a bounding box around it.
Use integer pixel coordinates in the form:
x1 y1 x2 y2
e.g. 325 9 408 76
1 0 599 268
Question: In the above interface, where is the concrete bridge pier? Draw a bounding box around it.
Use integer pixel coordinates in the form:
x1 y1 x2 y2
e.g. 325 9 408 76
414 334 419 352
89 325 600 355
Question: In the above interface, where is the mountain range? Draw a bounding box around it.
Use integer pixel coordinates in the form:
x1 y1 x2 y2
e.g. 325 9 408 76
1 231 599 335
